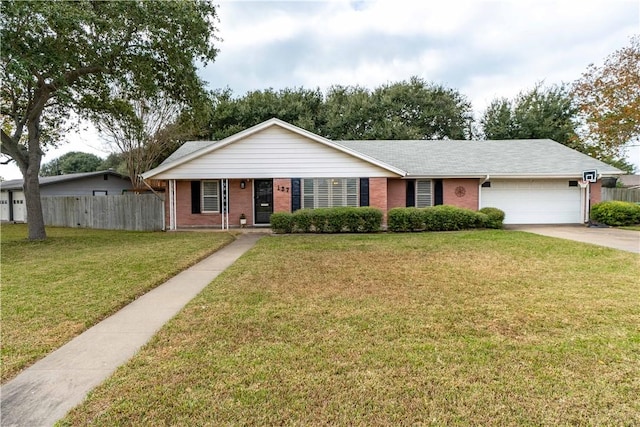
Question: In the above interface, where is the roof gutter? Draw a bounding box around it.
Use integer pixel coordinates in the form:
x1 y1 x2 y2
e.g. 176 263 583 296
405 172 624 179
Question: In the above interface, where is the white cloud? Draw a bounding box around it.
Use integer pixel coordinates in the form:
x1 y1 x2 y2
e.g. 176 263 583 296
2 0 638 180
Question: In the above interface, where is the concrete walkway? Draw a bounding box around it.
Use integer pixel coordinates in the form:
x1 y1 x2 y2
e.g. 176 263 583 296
0 233 264 427
509 225 640 253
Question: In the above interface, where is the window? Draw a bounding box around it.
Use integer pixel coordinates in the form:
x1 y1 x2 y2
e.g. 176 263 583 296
416 180 432 207
302 178 358 209
202 180 220 212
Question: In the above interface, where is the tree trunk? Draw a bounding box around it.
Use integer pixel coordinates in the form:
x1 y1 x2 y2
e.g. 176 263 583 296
23 164 46 240
22 127 47 240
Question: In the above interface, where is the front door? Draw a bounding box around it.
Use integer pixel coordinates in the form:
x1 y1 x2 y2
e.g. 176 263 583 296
254 179 273 224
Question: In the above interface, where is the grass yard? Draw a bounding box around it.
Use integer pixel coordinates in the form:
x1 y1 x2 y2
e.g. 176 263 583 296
60 231 640 426
0 224 235 383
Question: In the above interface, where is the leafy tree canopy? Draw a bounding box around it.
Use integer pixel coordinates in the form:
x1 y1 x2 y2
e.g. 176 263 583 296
0 0 219 239
572 35 640 159
206 77 473 141
480 83 580 149
40 151 103 176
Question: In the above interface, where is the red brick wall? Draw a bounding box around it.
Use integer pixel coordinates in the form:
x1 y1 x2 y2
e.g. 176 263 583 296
387 178 406 209
175 180 220 228
230 179 254 226
170 179 255 228
274 178 292 213
590 180 602 205
369 177 388 223
442 179 480 210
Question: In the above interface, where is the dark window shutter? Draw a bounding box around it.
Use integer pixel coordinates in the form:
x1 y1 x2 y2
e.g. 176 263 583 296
406 180 415 207
291 178 301 212
191 181 201 214
359 178 370 207
434 179 443 206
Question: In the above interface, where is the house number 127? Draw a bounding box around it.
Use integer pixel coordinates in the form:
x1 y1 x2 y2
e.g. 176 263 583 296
277 186 290 193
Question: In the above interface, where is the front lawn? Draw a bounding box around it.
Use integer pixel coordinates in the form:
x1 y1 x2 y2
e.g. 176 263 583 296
60 231 640 425
0 224 235 383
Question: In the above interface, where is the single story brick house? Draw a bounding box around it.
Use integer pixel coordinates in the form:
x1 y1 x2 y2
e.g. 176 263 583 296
0 170 133 222
140 118 623 229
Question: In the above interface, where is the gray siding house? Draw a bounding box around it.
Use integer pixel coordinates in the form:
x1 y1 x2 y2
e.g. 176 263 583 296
1 170 133 222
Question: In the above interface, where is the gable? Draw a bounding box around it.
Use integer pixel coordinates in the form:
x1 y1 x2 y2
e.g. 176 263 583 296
150 125 402 179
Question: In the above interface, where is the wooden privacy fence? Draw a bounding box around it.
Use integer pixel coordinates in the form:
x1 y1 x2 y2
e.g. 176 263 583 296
601 187 640 203
41 194 164 231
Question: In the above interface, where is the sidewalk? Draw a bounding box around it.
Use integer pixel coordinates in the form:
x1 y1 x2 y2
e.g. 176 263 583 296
0 232 264 427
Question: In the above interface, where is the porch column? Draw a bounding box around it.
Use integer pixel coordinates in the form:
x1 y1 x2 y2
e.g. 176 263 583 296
168 179 176 231
221 178 229 230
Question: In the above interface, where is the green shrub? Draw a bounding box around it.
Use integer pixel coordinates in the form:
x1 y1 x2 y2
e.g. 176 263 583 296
590 201 640 226
270 212 293 233
389 205 495 232
479 207 505 229
292 209 313 233
389 207 423 232
274 207 383 233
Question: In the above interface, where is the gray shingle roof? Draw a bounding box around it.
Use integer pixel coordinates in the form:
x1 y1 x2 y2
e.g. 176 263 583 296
1 170 129 191
161 140 217 164
155 137 622 178
336 139 622 177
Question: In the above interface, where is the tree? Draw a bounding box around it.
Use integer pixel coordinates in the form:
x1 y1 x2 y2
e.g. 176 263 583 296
206 77 473 141
96 95 205 189
480 83 582 150
1 0 218 240
572 35 640 159
99 152 128 176
481 98 515 140
207 87 326 140
323 85 377 139
324 78 473 140
40 151 103 176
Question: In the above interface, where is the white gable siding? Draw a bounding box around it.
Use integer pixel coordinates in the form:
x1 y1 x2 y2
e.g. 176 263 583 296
154 126 399 179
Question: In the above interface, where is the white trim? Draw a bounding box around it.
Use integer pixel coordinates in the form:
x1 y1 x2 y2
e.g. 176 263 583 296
201 180 221 213
221 179 229 230
168 179 176 231
142 118 405 179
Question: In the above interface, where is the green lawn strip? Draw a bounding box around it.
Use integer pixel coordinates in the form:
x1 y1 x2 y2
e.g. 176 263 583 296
0 224 235 383
620 225 640 231
60 231 640 425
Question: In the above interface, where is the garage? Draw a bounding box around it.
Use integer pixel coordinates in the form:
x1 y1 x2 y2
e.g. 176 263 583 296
0 191 9 221
480 179 583 224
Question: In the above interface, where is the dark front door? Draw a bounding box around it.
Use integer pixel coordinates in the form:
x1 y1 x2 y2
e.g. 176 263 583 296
254 179 273 224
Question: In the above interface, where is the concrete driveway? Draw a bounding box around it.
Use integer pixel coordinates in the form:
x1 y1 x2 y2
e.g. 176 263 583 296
509 225 640 254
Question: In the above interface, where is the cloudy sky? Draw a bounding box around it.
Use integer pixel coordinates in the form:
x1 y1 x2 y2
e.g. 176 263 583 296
1 0 638 180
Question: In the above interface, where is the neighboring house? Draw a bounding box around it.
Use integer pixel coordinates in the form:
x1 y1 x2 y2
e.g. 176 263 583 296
0 170 133 222
141 118 623 229
618 175 640 188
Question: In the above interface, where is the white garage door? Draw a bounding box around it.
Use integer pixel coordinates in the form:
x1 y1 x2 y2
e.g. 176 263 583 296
0 192 9 221
480 179 582 224
12 191 27 222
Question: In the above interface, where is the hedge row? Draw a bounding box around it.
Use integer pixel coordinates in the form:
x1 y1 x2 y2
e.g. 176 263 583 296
590 201 640 226
270 207 383 233
388 205 505 232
